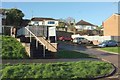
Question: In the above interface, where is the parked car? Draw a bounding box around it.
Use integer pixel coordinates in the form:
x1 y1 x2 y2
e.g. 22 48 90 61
98 40 118 47
58 36 73 41
73 37 92 44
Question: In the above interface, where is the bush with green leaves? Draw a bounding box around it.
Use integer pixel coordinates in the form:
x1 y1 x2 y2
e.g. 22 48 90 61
1 61 113 79
2 36 28 59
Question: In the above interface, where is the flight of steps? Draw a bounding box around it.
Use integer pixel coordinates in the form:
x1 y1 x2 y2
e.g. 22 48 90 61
38 37 57 52
18 36 56 59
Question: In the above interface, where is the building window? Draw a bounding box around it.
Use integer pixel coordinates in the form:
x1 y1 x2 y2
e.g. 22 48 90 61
34 21 39 25
48 21 55 24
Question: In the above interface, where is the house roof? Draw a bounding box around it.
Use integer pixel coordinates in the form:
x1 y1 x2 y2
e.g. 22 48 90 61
76 20 95 26
104 13 120 24
0 9 3 14
31 17 56 21
115 13 120 15
20 19 30 26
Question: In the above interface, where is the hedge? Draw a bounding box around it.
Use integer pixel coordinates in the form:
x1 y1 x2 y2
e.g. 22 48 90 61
2 36 28 59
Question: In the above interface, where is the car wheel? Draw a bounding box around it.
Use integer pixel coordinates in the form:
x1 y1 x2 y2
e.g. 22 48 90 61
78 41 82 44
90 41 93 44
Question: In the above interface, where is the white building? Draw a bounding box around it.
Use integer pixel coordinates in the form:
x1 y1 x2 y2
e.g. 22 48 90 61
30 17 58 26
17 17 58 43
30 17 58 42
75 20 97 31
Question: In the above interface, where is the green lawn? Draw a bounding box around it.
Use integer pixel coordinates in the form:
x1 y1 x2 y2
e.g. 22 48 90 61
57 50 95 58
100 47 120 54
1 61 113 79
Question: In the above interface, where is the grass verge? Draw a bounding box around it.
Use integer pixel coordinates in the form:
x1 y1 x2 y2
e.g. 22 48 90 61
57 50 94 58
99 47 120 54
1 61 113 79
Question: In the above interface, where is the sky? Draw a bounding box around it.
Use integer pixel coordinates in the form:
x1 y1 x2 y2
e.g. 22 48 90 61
2 2 118 26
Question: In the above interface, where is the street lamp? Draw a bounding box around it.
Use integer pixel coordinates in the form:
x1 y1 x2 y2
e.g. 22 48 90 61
73 19 76 34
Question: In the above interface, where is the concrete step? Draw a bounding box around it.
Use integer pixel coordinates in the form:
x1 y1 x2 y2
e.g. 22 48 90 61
24 43 30 57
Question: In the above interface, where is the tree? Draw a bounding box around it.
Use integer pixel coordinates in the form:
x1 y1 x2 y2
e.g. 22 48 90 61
58 18 66 28
65 17 75 27
6 8 24 27
65 17 76 34
96 25 103 30
4 8 24 37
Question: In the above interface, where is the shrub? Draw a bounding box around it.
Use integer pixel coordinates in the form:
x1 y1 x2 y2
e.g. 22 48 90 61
2 36 28 59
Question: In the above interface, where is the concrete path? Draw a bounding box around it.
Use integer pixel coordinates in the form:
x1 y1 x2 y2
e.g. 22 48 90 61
2 58 100 64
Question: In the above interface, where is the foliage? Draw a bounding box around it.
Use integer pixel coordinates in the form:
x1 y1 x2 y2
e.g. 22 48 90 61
2 36 28 59
57 50 94 58
5 8 24 27
0 61 113 79
65 17 75 28
58 22 66 28
57 18 66 28
100 47 120 54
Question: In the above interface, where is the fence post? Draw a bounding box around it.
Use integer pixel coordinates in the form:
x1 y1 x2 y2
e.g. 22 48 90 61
36 40 38 48
43 46 46 58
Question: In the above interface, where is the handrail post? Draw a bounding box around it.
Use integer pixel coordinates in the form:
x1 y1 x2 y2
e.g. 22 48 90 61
43 46 46 58
30 33 31 42
36 40 38 48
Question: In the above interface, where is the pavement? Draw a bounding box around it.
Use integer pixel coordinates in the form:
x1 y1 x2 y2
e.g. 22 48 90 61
2 58 100 64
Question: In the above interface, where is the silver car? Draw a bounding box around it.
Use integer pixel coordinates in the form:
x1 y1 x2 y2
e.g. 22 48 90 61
98 40 118 47
73 37 92 44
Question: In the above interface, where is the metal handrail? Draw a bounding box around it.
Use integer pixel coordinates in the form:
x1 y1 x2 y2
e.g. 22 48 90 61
25 27 45 47
25 27 57 51
38 37 57 51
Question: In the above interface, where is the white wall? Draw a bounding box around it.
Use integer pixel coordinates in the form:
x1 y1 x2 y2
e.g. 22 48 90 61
30 20 58 26
75 25 96 30
71 34 112 43
30 21 43 25
48 27 56 36
44 20 58 26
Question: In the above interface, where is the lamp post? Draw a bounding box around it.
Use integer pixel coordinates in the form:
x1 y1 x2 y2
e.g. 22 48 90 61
73 19 76 34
